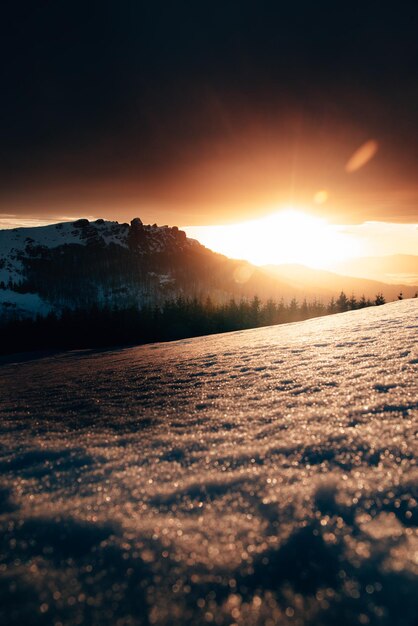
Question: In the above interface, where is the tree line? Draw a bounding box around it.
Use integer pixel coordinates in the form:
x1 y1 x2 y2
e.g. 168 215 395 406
0 290 401 355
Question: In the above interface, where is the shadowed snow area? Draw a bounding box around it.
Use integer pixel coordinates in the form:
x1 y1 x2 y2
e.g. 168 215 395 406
0 300 417 625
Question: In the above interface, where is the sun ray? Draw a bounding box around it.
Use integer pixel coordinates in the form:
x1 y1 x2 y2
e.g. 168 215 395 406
184 207 363 269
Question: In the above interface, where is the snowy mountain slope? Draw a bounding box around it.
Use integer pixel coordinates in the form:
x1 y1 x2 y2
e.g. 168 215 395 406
2 217 416 321
0 218 129 285
0 218 188 316
0 289 51 317
0 217 202 278
0 300 417 625
0 217 297 318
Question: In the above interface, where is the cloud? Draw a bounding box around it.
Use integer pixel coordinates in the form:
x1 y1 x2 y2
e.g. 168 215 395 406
0 215 99 230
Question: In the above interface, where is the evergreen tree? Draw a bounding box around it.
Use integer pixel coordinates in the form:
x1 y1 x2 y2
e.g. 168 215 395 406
336 291 349 312
327 297 337 314
249 295 261 325
0 290 378 355
348 294 357 310
300 298 309 319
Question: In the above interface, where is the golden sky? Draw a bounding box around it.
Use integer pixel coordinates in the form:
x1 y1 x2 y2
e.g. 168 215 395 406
1 3 417 237
184 209 418 269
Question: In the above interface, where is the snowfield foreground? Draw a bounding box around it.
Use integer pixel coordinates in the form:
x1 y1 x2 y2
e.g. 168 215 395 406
0 301 417 626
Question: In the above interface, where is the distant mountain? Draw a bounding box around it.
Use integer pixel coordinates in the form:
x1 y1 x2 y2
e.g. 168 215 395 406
333 255 418 285
262 263 418 301
1 218 416 320
0 218 297 319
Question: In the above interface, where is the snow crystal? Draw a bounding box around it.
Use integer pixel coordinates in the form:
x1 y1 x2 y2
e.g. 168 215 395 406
0 300 417 625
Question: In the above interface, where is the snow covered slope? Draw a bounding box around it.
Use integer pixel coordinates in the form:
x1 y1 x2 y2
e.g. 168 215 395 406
0 300 417 625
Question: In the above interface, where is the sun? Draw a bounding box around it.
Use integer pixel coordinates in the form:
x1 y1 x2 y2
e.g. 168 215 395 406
257 209 359 267
184 207 362 269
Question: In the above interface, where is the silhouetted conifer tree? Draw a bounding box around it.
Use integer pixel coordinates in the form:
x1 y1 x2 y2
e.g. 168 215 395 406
348 294 357 310
336 291 349 312
0 290 390 355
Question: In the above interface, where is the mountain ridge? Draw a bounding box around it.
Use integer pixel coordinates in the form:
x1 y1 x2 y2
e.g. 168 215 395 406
333 254 418 285
0 217 292 318
1 217 417 319
262 263 418 301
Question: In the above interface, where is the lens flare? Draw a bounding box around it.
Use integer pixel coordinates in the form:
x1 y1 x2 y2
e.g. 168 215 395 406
313 190 328 204
345 139 379 173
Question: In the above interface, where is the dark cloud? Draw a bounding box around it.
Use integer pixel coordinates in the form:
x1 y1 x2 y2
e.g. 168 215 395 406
0 1 417 223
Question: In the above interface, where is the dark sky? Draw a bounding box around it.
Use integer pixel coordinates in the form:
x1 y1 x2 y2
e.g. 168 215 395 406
1 1 417 225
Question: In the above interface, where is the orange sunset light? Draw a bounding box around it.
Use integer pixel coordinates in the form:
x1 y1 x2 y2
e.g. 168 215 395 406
184 208 364 268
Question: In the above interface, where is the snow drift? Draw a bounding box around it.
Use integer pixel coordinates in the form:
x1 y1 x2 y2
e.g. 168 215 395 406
0 300 417 625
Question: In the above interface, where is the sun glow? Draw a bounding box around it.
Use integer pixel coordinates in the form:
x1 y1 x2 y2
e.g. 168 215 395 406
184 208 363 269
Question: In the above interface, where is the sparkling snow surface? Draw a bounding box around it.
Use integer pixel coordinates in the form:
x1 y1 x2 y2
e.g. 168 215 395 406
0 301 417 626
